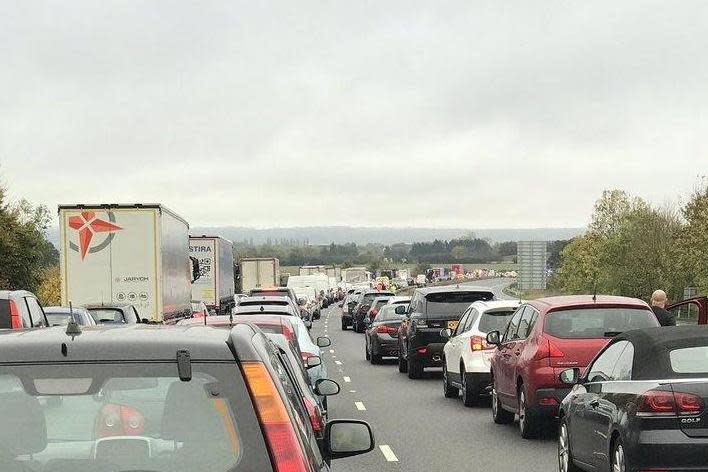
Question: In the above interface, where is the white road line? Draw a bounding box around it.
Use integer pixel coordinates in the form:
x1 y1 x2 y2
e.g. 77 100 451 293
349 390 356 393
379 445 399 462
335 360 342 365
329 349 335 353
355 401 366 411
343 376 351 382
332 355 337 359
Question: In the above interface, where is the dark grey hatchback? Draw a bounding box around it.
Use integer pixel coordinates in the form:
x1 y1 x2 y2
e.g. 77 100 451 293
558 326 708 472
0 324 374 472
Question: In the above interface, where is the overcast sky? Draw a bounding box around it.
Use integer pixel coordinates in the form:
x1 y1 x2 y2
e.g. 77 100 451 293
1 1 707 229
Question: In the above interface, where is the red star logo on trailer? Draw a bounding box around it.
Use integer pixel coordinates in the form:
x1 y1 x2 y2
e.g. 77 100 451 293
68 211 122 259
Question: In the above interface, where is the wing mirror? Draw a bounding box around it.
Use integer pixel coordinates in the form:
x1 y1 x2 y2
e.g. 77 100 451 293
304 319 313 330
394 305 407 316
317 336 331 348
440 328 452 339
314 378 340 396
325 420 375 460
305 355 322 369
486 330 501 346
559 368 581 385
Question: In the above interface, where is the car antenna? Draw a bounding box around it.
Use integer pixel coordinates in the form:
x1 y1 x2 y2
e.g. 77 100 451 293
592 279 598 303
229 310 234 327
65 301 82 339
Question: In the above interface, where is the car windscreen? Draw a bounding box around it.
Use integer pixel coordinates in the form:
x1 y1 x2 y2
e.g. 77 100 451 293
544 308 659 339
0 362 252 471
478 310 517 333
88 308 125 324
425 291 495 315
45 313 75 327
240 300 289 306
670 346 708 374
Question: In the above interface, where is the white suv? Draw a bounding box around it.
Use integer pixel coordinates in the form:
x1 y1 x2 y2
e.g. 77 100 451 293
441 299 521 406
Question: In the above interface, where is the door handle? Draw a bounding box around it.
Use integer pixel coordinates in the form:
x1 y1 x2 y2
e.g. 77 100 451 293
514 350 521 356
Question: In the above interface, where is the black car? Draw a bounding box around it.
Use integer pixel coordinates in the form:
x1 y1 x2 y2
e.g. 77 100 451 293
558 326 708 472
0 324 374 471
365 304 406 364
351 291 395 333
398 286 495 379
341 290 364 330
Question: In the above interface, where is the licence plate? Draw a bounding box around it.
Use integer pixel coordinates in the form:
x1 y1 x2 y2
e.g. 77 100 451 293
447 320 459 330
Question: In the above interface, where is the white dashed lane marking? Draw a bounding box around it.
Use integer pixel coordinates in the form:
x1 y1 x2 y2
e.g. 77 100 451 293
379 445 398 462
335 360 342 365
329 349 335 353
355 401 366 411
343 376 351 382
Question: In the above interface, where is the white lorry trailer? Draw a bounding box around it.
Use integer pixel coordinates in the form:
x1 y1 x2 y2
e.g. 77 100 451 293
240 258 280 293
59 204 193 323
189 235 235 315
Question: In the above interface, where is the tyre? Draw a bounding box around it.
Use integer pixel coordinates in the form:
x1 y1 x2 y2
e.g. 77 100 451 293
398 352 408 373
371 351 382 364
461 367 479 407
365 339 370 360
518 385 540 439
407 358 423 379
611 437 627 472
558 417 582 472
492 381 514 424
442 362 458 398
341 319 347 330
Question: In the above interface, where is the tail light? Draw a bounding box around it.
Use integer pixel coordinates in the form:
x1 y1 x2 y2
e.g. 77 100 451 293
533 335 565 361
193 311 205 318
470 335 493 351
281 323 295 342
376 325 398 336
95 404 145 438
9 300 21 329
240 362 308 472
638 390 704 416
303 397 323 436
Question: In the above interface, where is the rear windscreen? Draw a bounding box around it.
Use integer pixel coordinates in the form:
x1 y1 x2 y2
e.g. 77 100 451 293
0 301 10 329
362 293 393 304
45 313 74 327
88 309 125 324
478 310 516 333
544 308 658 339
425 292 494 315
670 346 708 374
240 300 289 307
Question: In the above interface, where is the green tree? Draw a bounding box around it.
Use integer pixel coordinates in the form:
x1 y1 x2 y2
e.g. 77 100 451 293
676 183 708 294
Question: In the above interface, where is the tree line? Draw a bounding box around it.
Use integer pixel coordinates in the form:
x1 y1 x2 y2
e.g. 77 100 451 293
552 184 708 302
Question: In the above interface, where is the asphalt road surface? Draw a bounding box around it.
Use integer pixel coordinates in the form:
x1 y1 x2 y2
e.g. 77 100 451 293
311 278 558 472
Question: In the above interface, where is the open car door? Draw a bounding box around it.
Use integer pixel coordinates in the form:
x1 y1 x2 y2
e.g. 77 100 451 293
667 297 708 325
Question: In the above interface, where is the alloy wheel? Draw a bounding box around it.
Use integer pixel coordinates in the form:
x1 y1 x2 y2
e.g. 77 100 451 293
519 390 526 432
613 443 625 472
558 423 569 472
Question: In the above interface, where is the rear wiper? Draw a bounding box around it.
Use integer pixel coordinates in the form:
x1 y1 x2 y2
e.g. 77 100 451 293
604 331 622 337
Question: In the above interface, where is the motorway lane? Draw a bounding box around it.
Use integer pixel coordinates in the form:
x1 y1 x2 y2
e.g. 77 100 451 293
311 279 557 472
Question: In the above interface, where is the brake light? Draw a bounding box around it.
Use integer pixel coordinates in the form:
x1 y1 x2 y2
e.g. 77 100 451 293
417 347 428 354
303 397 323 436
534 336 565 360
470 335 493 351
8 300 21 329
281 323 295 342
94 404 145 438
375 324 398 336
240 362 308 472
638 390 703 416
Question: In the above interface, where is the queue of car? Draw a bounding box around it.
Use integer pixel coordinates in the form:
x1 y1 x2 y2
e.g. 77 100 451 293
343 284 708 472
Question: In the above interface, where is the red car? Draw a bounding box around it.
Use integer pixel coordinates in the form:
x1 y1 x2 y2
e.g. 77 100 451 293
667 296 708 325
486 295 660 439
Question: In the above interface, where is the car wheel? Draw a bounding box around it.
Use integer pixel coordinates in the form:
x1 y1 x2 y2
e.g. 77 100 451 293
442 362 458 398
611 438 626 472
492 381 514 424
558 417 582 472
398 351 408 373
461 367 479 407
341 319 347 330
371 350 382 364
518 385 539 439
365 339 371 361
407 358 423 379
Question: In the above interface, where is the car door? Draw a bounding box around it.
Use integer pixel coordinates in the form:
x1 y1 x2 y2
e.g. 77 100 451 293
401 294 422 357
509 306 536 398
458 308 480 370
496 306 525 403
573 341 627 466
446 310 470 378
667 298 707 325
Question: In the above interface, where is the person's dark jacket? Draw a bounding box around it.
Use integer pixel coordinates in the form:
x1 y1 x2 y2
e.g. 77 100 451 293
652 305 677 327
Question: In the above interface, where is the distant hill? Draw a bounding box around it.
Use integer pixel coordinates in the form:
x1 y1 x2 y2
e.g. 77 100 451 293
189 226 585 245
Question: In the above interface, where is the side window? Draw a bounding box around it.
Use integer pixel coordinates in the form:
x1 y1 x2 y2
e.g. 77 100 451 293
464 308 480 332
454 311 470 336
516 307 536 340
586 341 628 383
503 306 525 342
669 301 701 326
611 342 634 381
268 350 307 435
21 297 39 327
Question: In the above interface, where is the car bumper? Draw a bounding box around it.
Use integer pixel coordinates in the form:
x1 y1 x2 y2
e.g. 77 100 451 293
372 336 399 356
530 387 572 416
410 342 446 366
629 429 708 471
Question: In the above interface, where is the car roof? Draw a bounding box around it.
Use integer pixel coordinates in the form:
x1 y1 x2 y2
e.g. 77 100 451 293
234 305 295 315
179 314 294 327
610 326 708 380
44 306 90 314
84 303 134 310
0 290 36 299
240 296 291 303
529 295 650 311
469 299 523 312
0 324 261 363
414 285 495 295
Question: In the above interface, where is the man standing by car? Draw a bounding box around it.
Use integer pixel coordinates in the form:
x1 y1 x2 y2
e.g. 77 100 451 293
651 289 676 326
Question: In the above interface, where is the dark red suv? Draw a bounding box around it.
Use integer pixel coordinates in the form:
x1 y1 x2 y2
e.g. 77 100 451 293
486 295 660 438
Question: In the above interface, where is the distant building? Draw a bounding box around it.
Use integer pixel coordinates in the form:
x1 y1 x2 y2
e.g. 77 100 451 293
517 241 547 290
